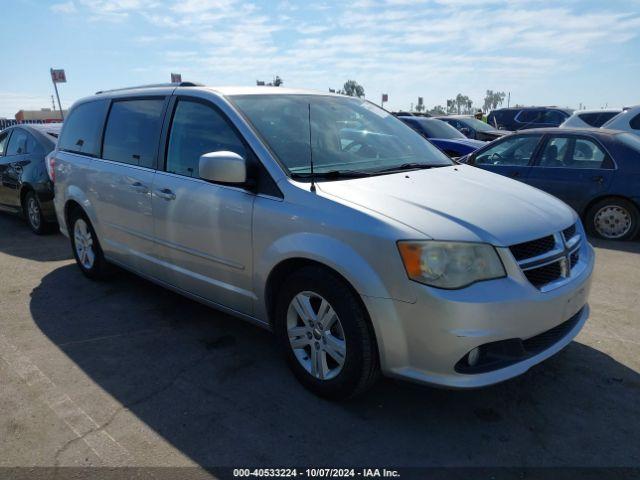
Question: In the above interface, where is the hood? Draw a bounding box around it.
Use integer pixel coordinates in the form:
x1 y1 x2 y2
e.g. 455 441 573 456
317 165 576 246
484 129 508 137
432 137 486 148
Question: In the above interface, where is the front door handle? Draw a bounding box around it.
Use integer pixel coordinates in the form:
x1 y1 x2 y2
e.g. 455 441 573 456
156 188 176 201
592 175 604 184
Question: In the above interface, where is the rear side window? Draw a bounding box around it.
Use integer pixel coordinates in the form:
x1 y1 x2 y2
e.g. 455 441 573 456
542 110 565 124
569 138 606 168
579 112 619 127
516 110 541 123
6 129 28 155
630 113 640 130
0 131 10 156
102 99 165 168
166 100 246 178
58 100 108 156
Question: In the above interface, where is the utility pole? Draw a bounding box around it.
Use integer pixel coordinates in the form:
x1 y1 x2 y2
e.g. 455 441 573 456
507 92 511 108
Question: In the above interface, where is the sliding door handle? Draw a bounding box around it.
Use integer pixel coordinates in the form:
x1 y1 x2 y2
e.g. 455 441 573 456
155 188 176 201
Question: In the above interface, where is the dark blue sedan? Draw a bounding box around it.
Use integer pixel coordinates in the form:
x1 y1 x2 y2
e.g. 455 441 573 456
398 116 485 158
460 128 640 240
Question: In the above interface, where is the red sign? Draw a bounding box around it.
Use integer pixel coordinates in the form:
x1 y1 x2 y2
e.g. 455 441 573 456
171 73 182 83
50 69 66 83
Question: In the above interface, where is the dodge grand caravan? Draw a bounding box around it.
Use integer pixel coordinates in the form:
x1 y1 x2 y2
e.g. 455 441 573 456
52 84 594 399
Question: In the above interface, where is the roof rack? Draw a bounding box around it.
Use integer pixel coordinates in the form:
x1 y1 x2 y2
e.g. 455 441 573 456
95 81 202 95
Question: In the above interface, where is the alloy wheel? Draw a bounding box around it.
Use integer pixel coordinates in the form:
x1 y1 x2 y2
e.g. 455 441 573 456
286 291 346 380
74 218 96 269
27 196 41 230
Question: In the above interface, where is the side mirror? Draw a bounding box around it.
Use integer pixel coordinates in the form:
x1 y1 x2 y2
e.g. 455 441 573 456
460 127 471 135
199 151 247 185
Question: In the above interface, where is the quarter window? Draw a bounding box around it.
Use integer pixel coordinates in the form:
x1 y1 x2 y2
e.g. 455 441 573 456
6 129 28 155
102 99 165 168
166 100 246 178
475 135 541 166
58 100 108 156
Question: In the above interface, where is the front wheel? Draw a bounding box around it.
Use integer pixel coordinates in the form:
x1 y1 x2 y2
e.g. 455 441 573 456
585 198 640 240
274 266 379 400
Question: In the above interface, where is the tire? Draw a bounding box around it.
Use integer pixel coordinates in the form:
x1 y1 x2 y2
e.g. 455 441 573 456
585 197 640 241
23 191 49 235
274 266 379 400
68 209 111 279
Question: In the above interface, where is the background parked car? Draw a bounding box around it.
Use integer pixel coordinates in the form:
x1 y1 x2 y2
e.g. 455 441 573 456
560 109 621 129
601 105 640 137
398 116 485 157
434 115 508 141
460 128 640 240
0 123 61 233
488 107 572 131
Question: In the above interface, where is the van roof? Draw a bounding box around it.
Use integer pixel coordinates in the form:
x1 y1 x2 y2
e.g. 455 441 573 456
94 83 340 97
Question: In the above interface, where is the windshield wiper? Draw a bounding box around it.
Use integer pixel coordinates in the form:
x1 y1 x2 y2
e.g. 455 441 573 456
371 163 445 174
291 170 372 180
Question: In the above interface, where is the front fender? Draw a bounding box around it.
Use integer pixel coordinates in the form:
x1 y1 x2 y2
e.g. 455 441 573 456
254 232 392 319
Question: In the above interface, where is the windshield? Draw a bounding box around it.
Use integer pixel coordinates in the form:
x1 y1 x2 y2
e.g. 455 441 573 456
231 94 452 177
416 119 466 139
461 117 497 132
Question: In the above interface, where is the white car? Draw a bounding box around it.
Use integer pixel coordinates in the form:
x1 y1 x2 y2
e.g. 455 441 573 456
560 109 621 129
601 105 640 136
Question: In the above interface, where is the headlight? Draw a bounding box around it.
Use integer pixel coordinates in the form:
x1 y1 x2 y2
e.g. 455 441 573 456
397 241 506 289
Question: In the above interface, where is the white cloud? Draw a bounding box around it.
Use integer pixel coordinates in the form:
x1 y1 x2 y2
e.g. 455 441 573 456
50 1 77 13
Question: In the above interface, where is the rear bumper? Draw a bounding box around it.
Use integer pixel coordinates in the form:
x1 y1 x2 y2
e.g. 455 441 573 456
362 242 594 389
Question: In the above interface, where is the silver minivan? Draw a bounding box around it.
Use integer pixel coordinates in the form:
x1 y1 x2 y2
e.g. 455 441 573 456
52 84 594 399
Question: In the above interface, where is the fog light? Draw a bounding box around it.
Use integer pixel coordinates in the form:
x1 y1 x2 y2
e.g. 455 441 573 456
467 347 480 367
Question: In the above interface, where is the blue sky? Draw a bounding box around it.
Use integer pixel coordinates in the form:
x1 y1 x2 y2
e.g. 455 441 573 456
1 0 639 117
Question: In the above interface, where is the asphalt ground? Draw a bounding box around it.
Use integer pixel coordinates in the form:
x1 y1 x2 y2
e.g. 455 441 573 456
0 212 638 473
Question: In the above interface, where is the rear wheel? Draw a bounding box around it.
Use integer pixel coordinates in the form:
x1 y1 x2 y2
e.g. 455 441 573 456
585 198 639 240
68 209 111 279
24 191 48 235
274 266 379 400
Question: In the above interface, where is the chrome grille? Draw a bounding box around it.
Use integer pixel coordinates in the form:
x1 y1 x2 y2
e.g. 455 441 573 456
510 223 582 291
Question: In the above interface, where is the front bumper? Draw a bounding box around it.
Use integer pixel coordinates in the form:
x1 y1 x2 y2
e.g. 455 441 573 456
362 241 594 389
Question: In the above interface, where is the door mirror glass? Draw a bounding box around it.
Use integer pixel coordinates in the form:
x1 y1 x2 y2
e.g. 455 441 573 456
199 151 247 184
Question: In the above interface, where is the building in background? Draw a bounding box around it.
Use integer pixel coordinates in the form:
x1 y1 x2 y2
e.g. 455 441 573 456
15 108 66 122
1 108 66 130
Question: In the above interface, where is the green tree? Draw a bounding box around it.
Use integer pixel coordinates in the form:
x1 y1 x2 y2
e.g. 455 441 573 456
483 90 506 112
340 80 365 98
